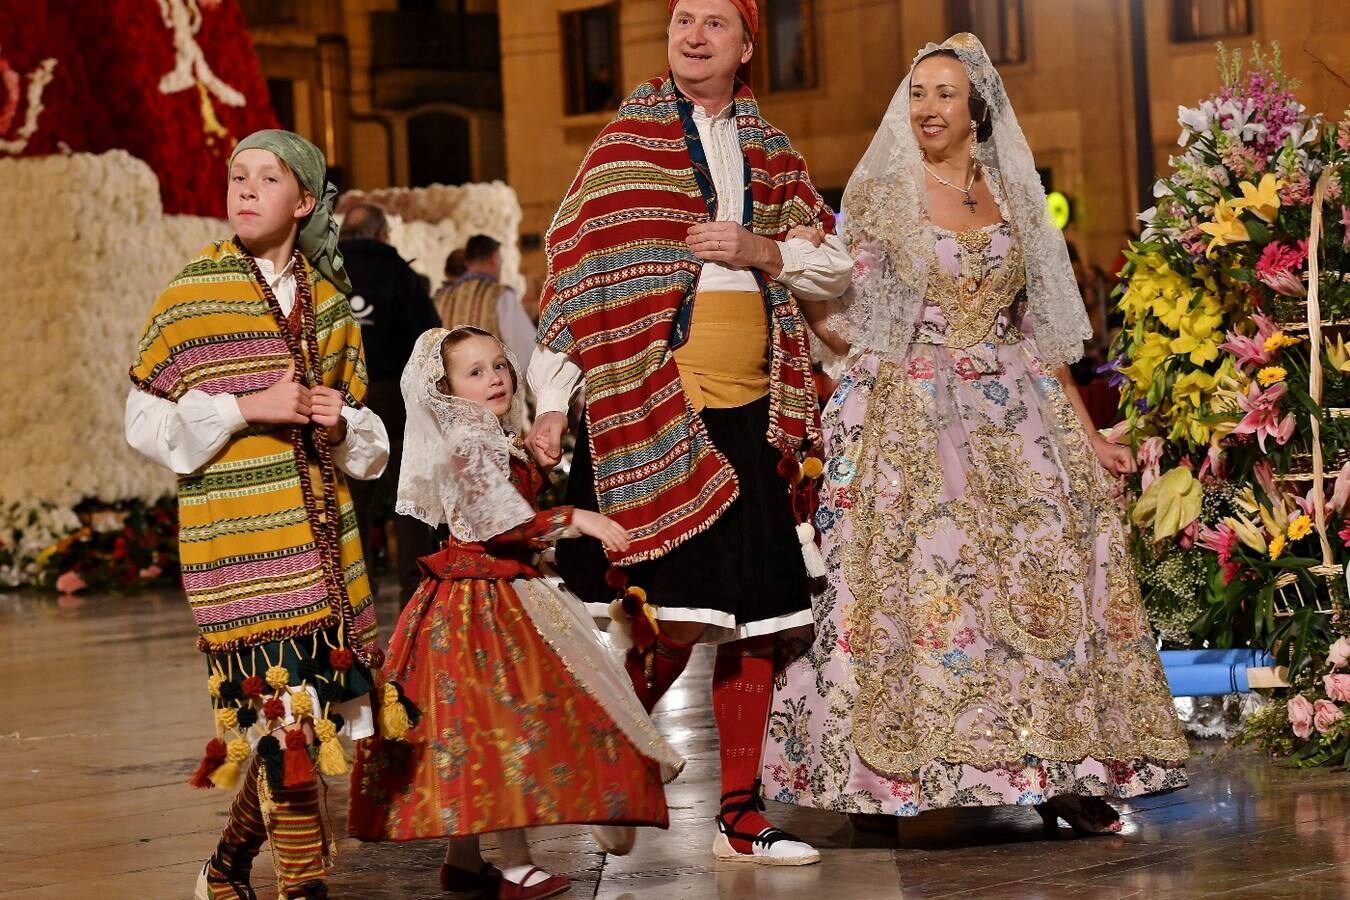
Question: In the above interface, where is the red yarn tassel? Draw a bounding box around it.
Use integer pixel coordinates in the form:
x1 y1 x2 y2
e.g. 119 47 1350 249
282 728 314 789
188 737 228 789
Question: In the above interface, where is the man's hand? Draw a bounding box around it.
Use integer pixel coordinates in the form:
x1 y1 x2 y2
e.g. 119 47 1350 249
237 360 311 426
528 410 568 468
687 222 781 275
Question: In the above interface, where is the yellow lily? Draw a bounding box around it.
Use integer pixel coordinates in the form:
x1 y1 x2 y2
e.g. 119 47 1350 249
1169 301 1225 364
1232 173 1282 224
1224 514 1268 553
1234 485 1260 516
1198 197 1250 255
1120 332 1172 387
1171 369 1217 410
1257 498 1291 538
1132 466 1203 541
1327 334 1350 373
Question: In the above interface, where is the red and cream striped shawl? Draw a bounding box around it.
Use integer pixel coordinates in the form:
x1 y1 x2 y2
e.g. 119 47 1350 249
538 74 835 563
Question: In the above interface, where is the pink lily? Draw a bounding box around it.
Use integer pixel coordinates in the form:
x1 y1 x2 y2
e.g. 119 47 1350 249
1330 462 1350 513
1233 381 1296 451
1219 330 1270 370
1137 436 1165 491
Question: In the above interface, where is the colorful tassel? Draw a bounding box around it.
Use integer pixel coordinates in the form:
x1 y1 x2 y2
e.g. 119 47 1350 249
328 647 354 670
289 687 314 719
797 521 827 578
264 665 291 691
255 734 286 793
206 673 224 698
188 737 228 789
314 719 348 776
263 696 287 722
397 684 422 729
378 683 411 740
207 738 251 791
214 706 239 731
282 728 314 789
241 675 266 698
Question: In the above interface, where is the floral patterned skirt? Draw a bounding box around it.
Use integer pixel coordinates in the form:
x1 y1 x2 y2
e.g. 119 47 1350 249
348 573 670 839
764 343 1189 815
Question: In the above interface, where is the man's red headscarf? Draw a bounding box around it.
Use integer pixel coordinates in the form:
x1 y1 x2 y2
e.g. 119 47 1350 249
668 0 759 41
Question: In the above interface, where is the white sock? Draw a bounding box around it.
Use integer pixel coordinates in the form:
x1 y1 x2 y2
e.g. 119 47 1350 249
501 865 551 887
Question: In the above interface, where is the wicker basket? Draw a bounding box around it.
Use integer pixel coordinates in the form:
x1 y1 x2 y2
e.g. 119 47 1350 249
1274 169 1343 618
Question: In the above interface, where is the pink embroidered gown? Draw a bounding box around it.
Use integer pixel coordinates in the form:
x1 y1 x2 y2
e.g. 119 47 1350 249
763 223 1188 815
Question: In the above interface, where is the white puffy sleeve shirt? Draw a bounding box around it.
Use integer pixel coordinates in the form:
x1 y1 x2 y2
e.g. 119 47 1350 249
528 101 851 415
125 256 390 478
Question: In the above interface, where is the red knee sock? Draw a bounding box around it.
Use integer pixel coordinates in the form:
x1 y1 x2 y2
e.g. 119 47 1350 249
624 631 694 713
712 639 775 854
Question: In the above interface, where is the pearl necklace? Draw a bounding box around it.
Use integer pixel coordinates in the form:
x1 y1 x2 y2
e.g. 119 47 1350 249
922 161 979 212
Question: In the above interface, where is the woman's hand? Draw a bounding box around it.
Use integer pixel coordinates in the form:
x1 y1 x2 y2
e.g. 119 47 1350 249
572 509 630 555
786 224 826 248
1092 435 1136 476
528 411 568 468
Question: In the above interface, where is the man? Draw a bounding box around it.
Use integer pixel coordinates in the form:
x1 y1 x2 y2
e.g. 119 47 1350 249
432 234 537 371
338 202 441 600
528 0 851 866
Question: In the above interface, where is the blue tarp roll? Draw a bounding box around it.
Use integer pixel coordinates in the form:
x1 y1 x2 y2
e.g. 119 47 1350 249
1163 663 1252 697
1159 648 1274 668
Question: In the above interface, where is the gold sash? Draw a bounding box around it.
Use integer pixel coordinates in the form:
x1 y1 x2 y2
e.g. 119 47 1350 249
673 290 770 411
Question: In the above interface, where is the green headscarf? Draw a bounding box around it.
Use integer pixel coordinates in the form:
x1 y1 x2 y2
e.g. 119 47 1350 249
230 129 351 294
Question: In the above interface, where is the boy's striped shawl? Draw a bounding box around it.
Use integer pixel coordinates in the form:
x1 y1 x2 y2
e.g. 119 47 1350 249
130 240 378 658
538 75 835 564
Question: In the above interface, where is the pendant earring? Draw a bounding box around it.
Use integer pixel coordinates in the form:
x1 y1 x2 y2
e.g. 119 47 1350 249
969 119 978 159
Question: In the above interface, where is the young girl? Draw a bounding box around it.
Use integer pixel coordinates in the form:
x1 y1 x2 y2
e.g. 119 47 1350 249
126 130 397 900
348 327 683 900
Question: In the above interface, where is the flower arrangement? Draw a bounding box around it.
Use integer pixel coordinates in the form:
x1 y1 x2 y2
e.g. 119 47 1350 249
0 497 180 592
1109 45 1350 762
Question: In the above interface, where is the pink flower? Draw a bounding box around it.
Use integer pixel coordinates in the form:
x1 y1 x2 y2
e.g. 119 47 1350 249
1219 331 1271 371
1313 699 1343 734
1137 436 1165 491
1255 240 1308 297
1330 463 1350 513
1288 694 1315 739
1220 314 1280 371
1232 381 1295 451
138 564 162 579
1339 519 1350 548
54 571 87 594
1329 636 1350 669
1342 206 1350 251
1324 673 1350 703
1197 522 1238 565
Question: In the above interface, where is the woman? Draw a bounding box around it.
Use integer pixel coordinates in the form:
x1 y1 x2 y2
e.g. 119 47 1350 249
767 34 1188 835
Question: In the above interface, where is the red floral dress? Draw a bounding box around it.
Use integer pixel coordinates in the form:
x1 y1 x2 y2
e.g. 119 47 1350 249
348 458 669 840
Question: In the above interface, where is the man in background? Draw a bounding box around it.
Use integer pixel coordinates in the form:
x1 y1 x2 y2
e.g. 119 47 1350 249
339 203 441 600
433 234 536 371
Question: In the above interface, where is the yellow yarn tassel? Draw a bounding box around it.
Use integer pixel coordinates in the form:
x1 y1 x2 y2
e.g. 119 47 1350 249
379 683 410 740
314 719 348 776
257 768 276 819
207 738 251 790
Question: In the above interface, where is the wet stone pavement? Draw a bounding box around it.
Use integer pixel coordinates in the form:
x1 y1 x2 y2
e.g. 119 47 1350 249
1 586 1348 898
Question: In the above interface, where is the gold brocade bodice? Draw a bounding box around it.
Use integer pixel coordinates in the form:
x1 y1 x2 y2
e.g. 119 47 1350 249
919 224 1027 349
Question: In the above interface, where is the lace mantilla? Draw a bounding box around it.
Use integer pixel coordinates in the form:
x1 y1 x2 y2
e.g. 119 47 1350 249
828 32 1091 370
396 328 535 543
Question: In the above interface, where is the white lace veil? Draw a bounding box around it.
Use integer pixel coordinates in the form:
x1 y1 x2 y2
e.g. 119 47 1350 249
829 32 1091 369
396 327 535 543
